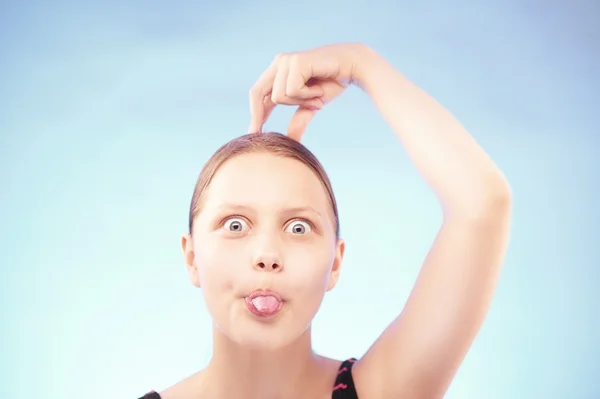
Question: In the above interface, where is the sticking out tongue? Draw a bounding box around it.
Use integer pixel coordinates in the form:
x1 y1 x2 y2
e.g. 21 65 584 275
251 295 280 313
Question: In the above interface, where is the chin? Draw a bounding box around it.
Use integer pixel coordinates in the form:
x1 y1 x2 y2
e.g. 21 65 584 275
239 337 287 351
212 302 311 351
229 326 298 352
224 315 311 351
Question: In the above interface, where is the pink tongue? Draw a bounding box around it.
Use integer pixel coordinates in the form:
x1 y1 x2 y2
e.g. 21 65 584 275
251 295 280 313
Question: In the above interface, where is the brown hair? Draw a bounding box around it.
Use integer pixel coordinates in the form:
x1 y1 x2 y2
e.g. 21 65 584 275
188 132 340 238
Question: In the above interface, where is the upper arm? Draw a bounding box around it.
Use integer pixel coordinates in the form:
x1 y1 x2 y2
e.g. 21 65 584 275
352 191 512 399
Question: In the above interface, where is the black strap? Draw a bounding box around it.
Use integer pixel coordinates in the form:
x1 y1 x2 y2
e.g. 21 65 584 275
138 391 161 399
332 358 359 399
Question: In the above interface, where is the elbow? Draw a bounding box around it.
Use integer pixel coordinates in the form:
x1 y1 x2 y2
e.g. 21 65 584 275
447 173 513 221
481 173 512 212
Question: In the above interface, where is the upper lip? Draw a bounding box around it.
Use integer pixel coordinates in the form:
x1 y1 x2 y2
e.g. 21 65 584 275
246 289 283 302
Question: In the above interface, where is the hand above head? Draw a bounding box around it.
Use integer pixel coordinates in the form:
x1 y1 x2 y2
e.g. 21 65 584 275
247 43 368 141
244 40 513 399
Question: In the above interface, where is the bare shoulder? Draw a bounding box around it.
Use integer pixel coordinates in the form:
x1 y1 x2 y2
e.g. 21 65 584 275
319 354 345 378
313 355 349 398
319 357 344 391
159 369 206 399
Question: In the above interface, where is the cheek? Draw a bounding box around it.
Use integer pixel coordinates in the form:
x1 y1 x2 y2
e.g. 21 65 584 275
285 243 335 295
195 235 335 303
195 239 244 302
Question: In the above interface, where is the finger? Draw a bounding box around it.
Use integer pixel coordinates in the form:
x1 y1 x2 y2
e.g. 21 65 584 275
287 98 323 141
287 107 317 142
262 96 277 127
249 96 277 135
271 60 291 106
287 56 324 100
248 61 278 133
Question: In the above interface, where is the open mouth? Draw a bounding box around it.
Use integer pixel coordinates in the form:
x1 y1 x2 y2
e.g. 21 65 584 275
244 290 284 318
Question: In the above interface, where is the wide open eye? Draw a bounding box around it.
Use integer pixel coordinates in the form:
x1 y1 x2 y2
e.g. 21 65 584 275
223 217 249 233
285 220 312 235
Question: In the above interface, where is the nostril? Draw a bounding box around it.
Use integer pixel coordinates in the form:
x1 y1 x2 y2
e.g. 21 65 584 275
255 262 280 270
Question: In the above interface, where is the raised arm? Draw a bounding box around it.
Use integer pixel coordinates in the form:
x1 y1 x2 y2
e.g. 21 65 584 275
246 43 512 399
350 45 512 398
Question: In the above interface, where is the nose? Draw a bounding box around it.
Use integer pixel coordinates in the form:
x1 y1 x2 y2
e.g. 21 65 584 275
253 253 283 272
251 231 283 273
252 239 283 272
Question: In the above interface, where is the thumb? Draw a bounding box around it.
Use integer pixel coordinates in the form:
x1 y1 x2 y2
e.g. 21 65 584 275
287 99 323 142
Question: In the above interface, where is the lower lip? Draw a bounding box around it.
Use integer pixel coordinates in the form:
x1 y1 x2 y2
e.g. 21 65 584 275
245 296 284 319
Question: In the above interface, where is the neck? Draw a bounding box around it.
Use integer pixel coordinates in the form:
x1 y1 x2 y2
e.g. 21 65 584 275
202 324 322 399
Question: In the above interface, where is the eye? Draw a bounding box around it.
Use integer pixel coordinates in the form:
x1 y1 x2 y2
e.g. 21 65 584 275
223 217 249 233
285 220 312 235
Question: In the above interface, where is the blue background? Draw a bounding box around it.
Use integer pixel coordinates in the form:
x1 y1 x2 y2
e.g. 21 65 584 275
1 1 598 398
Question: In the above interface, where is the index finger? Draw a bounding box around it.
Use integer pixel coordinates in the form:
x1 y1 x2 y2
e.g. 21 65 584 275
248 62 278 133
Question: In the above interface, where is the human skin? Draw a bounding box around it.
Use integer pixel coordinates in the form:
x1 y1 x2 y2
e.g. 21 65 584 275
162 42 512 399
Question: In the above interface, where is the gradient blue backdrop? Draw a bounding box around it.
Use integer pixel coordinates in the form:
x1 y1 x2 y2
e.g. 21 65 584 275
1 1 598 398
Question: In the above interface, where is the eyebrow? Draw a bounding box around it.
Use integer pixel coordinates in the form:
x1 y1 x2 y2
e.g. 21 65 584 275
216 203 323 218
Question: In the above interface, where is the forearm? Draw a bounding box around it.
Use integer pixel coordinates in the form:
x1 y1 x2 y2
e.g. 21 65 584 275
354 45 511 218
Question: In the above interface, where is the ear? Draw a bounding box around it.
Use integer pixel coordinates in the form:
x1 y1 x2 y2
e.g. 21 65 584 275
181 233 201 288
326 238 345 292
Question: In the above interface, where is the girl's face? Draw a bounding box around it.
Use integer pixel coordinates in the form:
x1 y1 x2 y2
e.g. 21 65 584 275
183 152 344 350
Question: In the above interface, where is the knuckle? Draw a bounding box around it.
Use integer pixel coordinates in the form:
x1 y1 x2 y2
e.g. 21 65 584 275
270 92 283 103
271 92 294 105
286 86 302 97
271 92 290 104
288 53 301 66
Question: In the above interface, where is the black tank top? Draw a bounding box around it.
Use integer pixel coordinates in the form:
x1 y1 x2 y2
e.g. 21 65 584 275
138 358 358 399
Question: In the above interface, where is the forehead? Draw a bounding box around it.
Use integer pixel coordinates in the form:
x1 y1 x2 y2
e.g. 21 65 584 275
202 152 331 213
